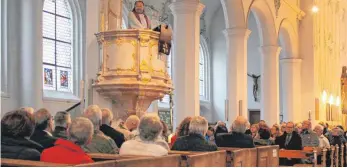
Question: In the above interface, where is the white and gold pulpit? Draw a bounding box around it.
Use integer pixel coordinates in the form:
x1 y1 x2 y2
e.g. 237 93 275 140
94 29 172 119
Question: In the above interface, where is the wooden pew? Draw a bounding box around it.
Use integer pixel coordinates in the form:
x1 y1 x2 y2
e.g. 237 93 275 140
88 153 146 162
169 150 226 167
256 145 279 167
75 154 182 167
278 149 317 167
1 158 70 167
218 147 257 167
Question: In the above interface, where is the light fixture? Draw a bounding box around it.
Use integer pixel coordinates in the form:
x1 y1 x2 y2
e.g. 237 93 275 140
329 95 334 105
322 90 328 103
312 5 319 13
336 96 341 106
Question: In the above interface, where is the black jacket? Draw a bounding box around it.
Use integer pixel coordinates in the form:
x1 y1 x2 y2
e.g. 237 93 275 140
171 133 217 151
100 124 125 148
275 132 287 149
53 126 68 139
30 129 58 150
284 131 302 150
1 136 42 161
216 132 255 148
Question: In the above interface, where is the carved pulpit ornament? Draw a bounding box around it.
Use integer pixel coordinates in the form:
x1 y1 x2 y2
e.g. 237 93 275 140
274 0 281 18
248 73 261 102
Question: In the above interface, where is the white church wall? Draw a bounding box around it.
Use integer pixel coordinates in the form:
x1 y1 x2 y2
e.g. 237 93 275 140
210 7 226 122
247 12 261 111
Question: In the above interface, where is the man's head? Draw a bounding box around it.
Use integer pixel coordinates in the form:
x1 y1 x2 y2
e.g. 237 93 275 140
101 108 113 126
134 1 145 14
189 116 209 136
281 122 287 132
67 117 94 146
83 105 102 130
231 116 248 133
302 120 311 130
138 114 162 141
54 111 71 128
34 108 54 133
1 109 36 138
20 107 34 115
125 115 140 131
313 124 324 136
286 122 294 134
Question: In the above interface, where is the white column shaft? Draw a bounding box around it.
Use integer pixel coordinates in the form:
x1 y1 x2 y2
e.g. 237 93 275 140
169 0 205 128
260 46 281 125
224 28 251 125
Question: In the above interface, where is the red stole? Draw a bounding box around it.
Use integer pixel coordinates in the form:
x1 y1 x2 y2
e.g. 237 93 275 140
132 11 150 29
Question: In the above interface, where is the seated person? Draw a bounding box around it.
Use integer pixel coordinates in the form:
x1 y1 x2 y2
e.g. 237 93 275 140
30 108 57 150
171 116 217 151
82 105 119 154
123 115 140 140
1 109 42 161
53 111 71 139
41 117 94 164
120 114 169 156
100 108 125 148
216 116 255 148
170 117 192 146
282 121 302 166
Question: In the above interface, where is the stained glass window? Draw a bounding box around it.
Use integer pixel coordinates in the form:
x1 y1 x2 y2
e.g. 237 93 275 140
42 0 73 92
161 52 172 103
199 45 205 97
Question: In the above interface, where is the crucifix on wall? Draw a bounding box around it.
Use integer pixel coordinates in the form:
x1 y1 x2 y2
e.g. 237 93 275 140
248 73 261 102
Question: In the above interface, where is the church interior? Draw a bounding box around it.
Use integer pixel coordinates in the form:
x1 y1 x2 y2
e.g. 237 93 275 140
1 0 347 167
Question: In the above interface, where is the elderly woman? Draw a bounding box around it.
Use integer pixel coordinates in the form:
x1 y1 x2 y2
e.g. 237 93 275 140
41 117 94 164
120 114 169 156
1 109 42 161
294 122 303 134
250 124 260 139
170 117 192 146
83 105 119 154
269 125 280 141
172 116 217 151
313 124 330 149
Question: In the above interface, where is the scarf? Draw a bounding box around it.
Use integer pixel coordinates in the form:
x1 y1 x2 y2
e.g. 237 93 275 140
132 11 150 29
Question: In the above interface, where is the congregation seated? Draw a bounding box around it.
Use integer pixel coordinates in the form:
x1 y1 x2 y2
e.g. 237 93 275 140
205 126 216 144
280 121 302 166
30 108 58 150
269 124 281 144
258 120 270 140
40 117 94 164
214 121 228 138
1 109 42 161
53 111 71 139
120 114 170 156
100 108 125 148
313 124 330 149
170 117 192 146
300 120 319 147
122 115 140 140
216 116 255 148
329 127 347 147
172 116 217 152
82 105 119 154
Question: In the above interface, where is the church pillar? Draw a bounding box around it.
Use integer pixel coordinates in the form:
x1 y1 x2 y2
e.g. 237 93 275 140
223 28 251 125
259 46 281 125
280 58 302 122
19 0 43 109
169 0 205 128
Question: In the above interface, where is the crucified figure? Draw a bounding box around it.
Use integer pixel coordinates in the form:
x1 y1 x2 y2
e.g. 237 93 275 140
248 73 261 102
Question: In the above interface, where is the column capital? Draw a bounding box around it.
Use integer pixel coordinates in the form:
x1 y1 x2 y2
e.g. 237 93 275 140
223 28 251 39
280 58 302 64
259 45 282 56
169 0 205 15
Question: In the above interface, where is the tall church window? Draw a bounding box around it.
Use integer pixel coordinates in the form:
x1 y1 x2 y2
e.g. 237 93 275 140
199 44 205 97
42 0 73 93
199 36 210 101
122 17 127 29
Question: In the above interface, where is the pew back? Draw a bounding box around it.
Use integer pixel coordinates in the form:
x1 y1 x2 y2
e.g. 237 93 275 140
1 158 70 167
218 147 257 167
88 153 146 161
186 150 226 167
256 145 279 167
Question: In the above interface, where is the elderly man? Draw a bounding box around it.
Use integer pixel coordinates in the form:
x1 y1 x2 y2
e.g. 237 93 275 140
100 108 125 148
83 105 119 154
282 121 302 166
123 115 140 140
53 111 71 139
41 117 94 164
313 124 330 149
215 116 255 148
301 120 319 147
172 116 217 151
128 1 151 29
120 114 169 156
30 108 57 150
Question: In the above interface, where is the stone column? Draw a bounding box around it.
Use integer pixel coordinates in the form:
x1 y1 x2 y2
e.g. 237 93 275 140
169 0 205 128
19 0 43 109
259 46 281 125
223 28 251 125
280 58 302 122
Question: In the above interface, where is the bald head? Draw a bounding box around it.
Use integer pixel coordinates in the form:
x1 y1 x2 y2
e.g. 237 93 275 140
125 115 140 131
232 116 248 133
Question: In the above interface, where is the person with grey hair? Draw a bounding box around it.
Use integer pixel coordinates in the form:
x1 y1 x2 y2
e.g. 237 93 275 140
301 120 319 147
120 114 169 156
30 108 57 150
100 108 125 147
41 117 94 164
20 107 34 115
53 111 71 139
216 116 255 148
82 105 119 154
313 124 330 149
172 116 217 151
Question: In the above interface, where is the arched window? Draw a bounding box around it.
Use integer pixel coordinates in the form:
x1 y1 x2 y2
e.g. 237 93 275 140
199 44 205 97
42 0 73 93
199 36 210 101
